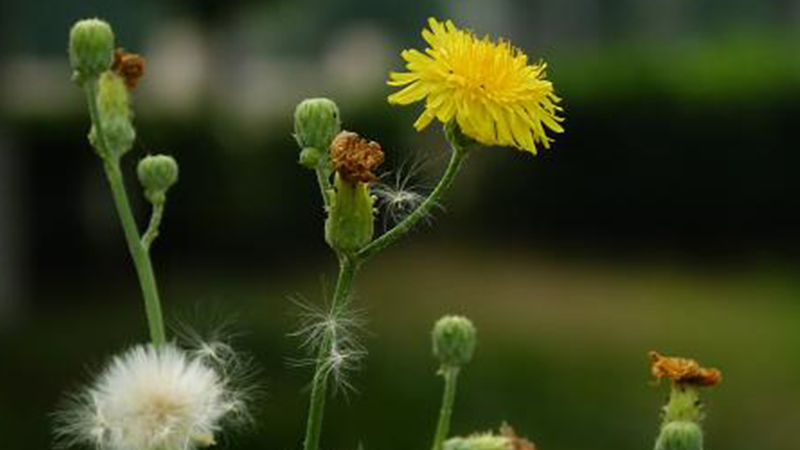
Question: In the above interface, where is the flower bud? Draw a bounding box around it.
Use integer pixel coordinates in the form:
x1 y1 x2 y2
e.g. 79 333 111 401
445 434 510 450
96 72 135 158
294 98 341 165
655 421 703 450
445 425 534 450
432 316 476 368
69 18 115 84
299 147 324 170
137 154 179 204
324 174 375 254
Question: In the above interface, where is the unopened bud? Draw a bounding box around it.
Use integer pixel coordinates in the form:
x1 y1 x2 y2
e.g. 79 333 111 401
96 72 135 157
446 434 510 450
69 19 115 84
655 421 703 450
433 315 476 368
299 147 324 169
294 98 341 167
446 424 534 450
137 154 179 204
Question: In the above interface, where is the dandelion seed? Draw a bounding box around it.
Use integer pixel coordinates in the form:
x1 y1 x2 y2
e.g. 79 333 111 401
55 343 249 450
373 155 442 229
288 295 367 395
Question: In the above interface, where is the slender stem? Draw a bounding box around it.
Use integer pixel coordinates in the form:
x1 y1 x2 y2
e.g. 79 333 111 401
103 161 167 347
357 145 467 262
303 255 359 450
315 164 333 209
431 366 460 450
142 202 165 251
84 81 167 347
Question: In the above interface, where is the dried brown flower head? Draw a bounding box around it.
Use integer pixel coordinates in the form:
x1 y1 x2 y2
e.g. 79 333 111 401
112 48 145 90
330 131 384 183
649 351 722 387
500 424 536 450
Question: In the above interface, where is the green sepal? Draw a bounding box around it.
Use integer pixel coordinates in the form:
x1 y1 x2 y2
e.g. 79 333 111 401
324 174 375 255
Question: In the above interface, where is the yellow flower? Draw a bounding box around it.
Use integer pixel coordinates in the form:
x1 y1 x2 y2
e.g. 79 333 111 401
388 18 564 155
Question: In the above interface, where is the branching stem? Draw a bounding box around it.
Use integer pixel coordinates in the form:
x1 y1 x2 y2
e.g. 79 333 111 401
358 145 467 262
84 80 166 347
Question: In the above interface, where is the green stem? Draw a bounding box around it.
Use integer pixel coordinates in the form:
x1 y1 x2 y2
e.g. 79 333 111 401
357 144 467 262
302 255 359 450
84 80 167 347
431 366 460 450
142 202 165 251
315 165 333 209
103 161 167 347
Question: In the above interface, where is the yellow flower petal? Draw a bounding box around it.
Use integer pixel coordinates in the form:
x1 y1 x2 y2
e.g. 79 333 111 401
388 81 432 105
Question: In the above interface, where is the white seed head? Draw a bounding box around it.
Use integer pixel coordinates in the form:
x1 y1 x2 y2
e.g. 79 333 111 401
56 343 247 450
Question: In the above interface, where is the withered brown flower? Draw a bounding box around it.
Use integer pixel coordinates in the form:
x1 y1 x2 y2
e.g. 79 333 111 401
330 131 384 183
649 351 722 387
112 48 145 90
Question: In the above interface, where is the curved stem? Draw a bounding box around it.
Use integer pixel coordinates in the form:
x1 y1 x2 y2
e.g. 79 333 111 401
357 145 467 262
142 202 164 251
315 165 333 209
103 161 167 347
431 366 460 450
302 255 359 450
84 82 166 347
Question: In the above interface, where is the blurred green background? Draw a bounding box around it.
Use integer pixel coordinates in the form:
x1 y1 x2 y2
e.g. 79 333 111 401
2 0 800 450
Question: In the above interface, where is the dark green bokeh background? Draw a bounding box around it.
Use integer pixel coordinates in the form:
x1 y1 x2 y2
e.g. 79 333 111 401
1 1 800 450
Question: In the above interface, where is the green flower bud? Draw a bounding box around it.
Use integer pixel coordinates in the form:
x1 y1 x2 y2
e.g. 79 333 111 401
445 434 510 450
137 154 179 204
294 98 341 166
433 315 476 368
69 18 115 84
446 425 534 450
96 72 135 158
324 174 374 254
655 421 703 450
299 147 323 169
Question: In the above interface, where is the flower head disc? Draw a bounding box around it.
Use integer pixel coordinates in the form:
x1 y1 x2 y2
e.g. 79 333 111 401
388 18 564 155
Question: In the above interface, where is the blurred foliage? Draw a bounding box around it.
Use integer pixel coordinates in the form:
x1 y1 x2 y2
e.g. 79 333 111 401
554 30 800 102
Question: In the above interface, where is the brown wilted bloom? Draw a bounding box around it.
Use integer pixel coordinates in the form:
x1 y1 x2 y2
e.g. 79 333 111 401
112 48 145 90
330 130 384 183
649 351 722 387
500 423 536 450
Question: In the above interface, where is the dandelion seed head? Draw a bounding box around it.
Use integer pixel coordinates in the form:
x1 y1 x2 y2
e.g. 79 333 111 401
56 343 249 450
